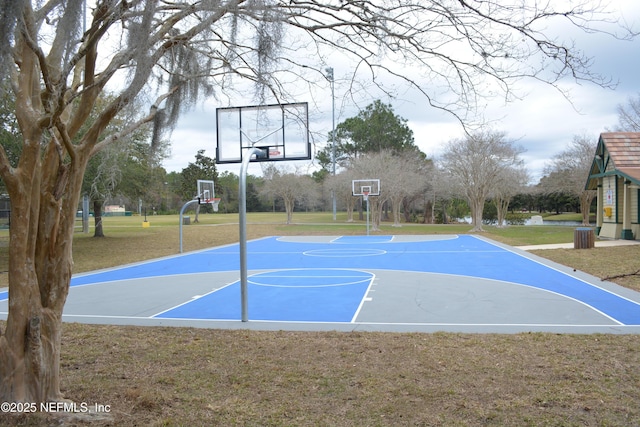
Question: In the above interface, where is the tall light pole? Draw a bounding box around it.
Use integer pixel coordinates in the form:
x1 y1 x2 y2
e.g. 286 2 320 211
325 67 336 221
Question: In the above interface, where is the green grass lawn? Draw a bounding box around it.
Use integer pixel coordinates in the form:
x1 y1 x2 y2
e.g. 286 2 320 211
83 211 579 242
541 212 594 222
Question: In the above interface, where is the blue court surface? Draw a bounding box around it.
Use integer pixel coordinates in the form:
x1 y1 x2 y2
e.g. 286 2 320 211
2 235 640 333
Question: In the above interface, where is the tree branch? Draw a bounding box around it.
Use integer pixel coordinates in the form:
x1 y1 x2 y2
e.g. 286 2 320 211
91 88 177 156
603 270 640 281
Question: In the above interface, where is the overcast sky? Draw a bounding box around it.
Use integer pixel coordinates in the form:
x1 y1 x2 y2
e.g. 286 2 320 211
163 1 640 184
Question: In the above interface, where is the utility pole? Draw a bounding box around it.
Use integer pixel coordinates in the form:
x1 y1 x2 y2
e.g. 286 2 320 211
325 67 336 221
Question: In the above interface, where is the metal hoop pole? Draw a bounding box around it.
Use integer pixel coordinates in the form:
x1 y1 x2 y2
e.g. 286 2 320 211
239 147 264 322
366 196 370 236
179 199 199 253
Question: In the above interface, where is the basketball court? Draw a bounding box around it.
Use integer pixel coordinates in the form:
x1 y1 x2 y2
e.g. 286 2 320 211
3 104 638 334
3 234 639 333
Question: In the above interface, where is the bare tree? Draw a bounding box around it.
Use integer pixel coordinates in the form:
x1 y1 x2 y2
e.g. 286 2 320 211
0 0 627 405
427 165 458 224
440 130 525 232
401 157 435 224
377 151 425 227
350 150 425 230
350 154 387 231
615 93 640 131
326 170 358 222
542 134 597 225
261 167 319 224
491 167 530 227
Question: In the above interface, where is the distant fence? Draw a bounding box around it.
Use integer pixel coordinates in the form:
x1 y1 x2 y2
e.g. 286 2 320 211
102 211 133 216
0 196 132 231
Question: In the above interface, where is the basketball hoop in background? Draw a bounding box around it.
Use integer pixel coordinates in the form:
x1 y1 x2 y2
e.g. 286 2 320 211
351 179 380 236
179 179 220 253
352 180 380 199
197 180 218 210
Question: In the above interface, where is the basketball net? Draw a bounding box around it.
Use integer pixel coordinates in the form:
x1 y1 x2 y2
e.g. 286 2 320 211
209 198 221 212
200 197 221 212
363 191 370 202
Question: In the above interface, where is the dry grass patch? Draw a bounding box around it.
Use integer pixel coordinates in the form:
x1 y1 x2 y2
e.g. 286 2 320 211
533 246 640 292
1 325 639 426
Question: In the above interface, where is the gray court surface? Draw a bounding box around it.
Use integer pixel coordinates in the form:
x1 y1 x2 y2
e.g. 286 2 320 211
1 235 640 334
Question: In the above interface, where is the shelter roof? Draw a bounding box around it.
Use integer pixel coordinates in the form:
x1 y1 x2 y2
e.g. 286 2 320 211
586 132 640 189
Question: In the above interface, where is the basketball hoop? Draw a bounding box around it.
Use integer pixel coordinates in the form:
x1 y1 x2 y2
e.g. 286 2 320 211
351 180 379 236
181 181 220 254
208 198 221 212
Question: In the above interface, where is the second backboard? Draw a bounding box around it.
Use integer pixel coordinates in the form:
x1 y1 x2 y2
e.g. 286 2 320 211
352 179 381 197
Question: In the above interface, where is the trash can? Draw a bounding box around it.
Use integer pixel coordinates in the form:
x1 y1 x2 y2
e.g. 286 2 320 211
183 216 190 225
574 227 594 249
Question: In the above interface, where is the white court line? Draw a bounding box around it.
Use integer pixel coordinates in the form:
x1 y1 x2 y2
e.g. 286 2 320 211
248 269 376 293
249 278 372 288
149 281 237 318
342 267 625 326
471 234 640 309
351 273 377 323
249 274 373 278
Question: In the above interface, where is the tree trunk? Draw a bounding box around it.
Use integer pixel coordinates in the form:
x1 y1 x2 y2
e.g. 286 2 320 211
494 196 510 228
284 196 294 224
392 198 403 227
423 197 433 224
345 195 356 222
580 190 596 226
442 202 448 224
402 198 412 223
194 203 201 223
93 199 105 237
0 137 87 404
369 197 382 231
469 196 485 232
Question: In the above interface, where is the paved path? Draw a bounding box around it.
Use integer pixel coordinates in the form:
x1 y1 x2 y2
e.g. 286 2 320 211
517 239 640 251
